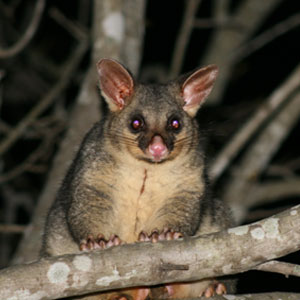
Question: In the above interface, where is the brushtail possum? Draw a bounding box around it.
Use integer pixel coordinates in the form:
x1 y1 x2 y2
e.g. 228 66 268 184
41 59 233 299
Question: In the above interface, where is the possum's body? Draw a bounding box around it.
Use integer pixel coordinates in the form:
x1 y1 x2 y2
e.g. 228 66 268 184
41 59 232 299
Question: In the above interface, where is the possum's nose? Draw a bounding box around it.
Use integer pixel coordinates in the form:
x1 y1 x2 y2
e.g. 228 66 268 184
147 135 169 162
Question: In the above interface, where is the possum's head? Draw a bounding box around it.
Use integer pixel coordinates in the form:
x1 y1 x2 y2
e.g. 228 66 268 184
97 58 218 164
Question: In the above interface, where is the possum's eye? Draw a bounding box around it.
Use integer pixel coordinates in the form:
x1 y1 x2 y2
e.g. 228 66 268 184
130 115 145 132
168 116 181 132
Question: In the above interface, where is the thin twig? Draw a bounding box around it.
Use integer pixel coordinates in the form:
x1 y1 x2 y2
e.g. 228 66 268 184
266 164 296 178
209 63 300 183
231 13 300 63
0 224 26 234
49 6 88 41
0 40 88 156
223 91 300 223
246 178 300 207
193 18 243 30
213 0 230 20
0 121 64 183
169 0 202 78
200 0 282 104
0 0 45 58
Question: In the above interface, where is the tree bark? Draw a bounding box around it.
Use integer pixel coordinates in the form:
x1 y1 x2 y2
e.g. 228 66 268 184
2 205 300 299
201 0 281 104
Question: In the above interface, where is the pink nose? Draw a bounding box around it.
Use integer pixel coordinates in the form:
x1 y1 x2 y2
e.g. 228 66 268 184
148 135 168 161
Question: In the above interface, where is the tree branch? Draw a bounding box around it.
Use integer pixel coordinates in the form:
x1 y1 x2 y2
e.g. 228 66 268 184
231 12 300 63
0 40 88 156
223 89 300 222
201 0 282 104
209 63 300 183
0 224 26 234
169 0 202 78
244 178 300 208
2 205 300 299
254 261 300 278
49 6 88 41
0 120 64 183
0 0 45 58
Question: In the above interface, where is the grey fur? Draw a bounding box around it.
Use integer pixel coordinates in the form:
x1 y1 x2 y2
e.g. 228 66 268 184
41 59 232 299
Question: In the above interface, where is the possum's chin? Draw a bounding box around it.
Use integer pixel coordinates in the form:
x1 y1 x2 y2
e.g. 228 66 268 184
135 152 170 164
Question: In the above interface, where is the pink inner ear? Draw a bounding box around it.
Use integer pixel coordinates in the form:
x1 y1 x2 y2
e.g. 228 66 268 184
182 65 218 111
97 59 134 110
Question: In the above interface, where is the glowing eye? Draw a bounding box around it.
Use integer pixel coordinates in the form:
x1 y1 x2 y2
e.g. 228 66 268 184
171 119 180 130
130 116 144 131
168 117 181 131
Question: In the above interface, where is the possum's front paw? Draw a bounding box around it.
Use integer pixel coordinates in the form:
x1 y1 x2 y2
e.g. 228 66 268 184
79 234 123 251
138 228 183 243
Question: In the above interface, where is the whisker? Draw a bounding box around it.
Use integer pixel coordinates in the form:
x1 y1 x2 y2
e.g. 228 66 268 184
103 131 139 147
174 135 194 146
103 129 200 151
174 135 200 150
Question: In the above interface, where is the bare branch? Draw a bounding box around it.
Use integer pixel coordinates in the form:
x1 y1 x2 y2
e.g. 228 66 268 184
0 40 88 156
212 0 230 20
245 178 300 207
169 0 202 78
121 0 146 75
49 6 88 41
222 90 300 223
0 122 63 183
201 0 282 104
232 13 300 62
1 205 300 299
0 224 26 234
210 63 300 183
254 261 300 278
193 0 231 29
193 18 242 29
0 0 45 58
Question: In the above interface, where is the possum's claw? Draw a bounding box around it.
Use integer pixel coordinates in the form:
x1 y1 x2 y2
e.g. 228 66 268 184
159 227 184 241
80 234 123 251
138 228 183 243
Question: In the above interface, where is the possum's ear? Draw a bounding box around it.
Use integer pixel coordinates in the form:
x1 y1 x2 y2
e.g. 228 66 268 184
97 59 134 111
181 65 218 117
